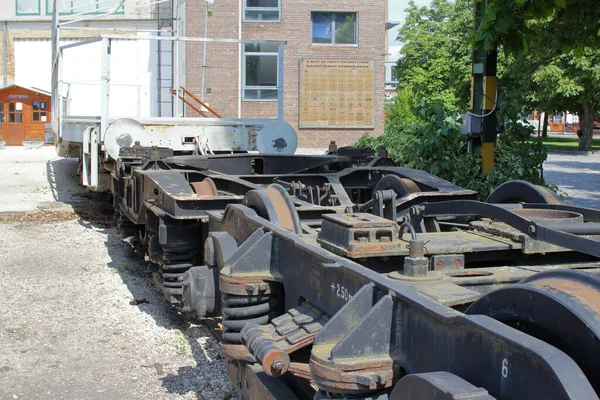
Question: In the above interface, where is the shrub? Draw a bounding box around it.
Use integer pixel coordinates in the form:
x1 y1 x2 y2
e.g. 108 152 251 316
357 100 549 200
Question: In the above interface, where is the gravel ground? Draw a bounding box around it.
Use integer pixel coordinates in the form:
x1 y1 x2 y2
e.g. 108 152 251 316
0 147 235 400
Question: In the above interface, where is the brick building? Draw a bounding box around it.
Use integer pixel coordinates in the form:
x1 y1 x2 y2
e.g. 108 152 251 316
183 0 389 147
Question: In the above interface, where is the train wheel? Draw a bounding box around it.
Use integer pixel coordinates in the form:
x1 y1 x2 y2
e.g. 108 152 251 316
374 175 420 198
371 175 420 218
389 372 494 400
466 269 600 394
191 177 218 196
486 180 562 204
242 184 302 233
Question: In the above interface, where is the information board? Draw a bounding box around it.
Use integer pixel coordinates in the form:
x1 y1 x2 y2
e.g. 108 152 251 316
299 59 374 129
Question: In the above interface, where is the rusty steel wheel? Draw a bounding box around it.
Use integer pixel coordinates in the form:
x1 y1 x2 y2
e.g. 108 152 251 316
191 177 218 196
242 184 302 233
372 175 421 219
466 269 600 395
486 180 562 204
374 174 421 197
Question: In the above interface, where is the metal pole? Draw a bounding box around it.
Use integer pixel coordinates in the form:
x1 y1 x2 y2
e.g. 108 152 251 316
173 20 179 117
277 42 284 121
201 0 209 102
3 21 7 87
100 37 111 140
157 32 162 117
237 0 242 118
470 0 497 175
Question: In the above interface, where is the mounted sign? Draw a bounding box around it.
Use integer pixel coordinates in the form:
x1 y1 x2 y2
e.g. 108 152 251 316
6 94 29 101
299 59 375 129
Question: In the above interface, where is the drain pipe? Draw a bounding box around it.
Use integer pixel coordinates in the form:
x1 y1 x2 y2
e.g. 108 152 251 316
237 0 242 118
3 21 7 87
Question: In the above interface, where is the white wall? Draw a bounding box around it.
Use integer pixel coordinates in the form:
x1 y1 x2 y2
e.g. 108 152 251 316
14 34 159 117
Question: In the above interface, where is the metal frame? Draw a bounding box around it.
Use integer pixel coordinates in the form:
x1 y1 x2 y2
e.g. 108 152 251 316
15 0 41 16
53 34 287 141
46 0 125 15
310 11 359 46
242 0 281 23
242 43 280 102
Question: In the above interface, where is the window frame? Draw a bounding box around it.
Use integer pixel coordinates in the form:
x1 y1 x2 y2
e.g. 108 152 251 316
46 0 125 15
243 45 279 102
16 0 41 16
32 101 48 123
8 102 24 124
243 0 281 23
311 11 358 46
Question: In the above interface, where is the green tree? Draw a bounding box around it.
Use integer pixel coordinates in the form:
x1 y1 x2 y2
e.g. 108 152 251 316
474 0 600 54
395 0 472 111
533 48 600 150
500 25 600 150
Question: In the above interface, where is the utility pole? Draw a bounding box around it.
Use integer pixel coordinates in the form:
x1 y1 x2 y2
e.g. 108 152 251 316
470 0 498 175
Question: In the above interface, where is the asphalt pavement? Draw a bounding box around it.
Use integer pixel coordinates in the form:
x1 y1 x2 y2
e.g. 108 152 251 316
544 152 600 209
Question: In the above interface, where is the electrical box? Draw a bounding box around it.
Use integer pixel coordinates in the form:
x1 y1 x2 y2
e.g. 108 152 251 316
460 113 482 136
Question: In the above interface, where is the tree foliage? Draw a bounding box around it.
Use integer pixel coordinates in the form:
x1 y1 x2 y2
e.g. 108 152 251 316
394 0 600 150
395 0 472 111
358 101 549 200
474 0 600 54
500 28 600 149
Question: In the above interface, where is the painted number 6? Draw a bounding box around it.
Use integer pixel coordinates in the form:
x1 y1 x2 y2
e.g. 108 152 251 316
501 358 509 378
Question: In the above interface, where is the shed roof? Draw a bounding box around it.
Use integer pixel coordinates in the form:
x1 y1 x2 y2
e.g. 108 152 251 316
0 84 51 98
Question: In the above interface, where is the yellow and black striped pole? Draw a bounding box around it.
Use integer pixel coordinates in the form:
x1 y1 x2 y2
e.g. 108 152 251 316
481 50 498 174
471 0 498 175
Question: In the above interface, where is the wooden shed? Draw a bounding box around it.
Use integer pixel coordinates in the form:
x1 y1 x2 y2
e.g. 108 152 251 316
0 85 51 145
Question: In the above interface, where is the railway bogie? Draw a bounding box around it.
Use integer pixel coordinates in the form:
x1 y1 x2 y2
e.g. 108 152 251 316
109 145 600 400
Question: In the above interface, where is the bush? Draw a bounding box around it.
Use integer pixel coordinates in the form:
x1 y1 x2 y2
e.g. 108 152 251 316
357 100 549 200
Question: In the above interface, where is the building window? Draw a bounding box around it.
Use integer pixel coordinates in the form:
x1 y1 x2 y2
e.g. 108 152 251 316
0 103 4 123
244 43 279 101
553 113 564 123
311 12 357 45
244 0 280 22
16 0 41 15
47 0 124 15
8 102 23 123
33 101 47 122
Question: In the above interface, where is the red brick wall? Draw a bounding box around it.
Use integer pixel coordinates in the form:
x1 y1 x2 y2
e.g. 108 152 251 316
185 0 387 147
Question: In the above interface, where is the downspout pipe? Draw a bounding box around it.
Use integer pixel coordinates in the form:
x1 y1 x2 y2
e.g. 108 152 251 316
3 21 7 87
238 0 242 118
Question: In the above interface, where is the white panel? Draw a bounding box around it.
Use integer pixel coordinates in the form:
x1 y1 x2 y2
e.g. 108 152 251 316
15 36 158 118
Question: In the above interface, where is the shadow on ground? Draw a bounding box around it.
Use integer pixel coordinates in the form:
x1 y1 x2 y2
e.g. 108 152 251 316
45 157 230 399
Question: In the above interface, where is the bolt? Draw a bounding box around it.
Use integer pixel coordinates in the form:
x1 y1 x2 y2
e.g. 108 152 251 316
272 359 284 372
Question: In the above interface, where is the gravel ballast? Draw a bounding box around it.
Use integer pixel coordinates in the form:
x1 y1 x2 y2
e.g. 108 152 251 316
0 147 235 399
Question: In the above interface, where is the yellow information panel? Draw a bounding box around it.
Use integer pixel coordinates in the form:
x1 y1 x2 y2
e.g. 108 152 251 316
299 59 374 129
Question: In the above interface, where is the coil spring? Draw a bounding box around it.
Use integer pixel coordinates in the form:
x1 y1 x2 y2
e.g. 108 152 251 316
221 293 277 343
159 245 196 299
